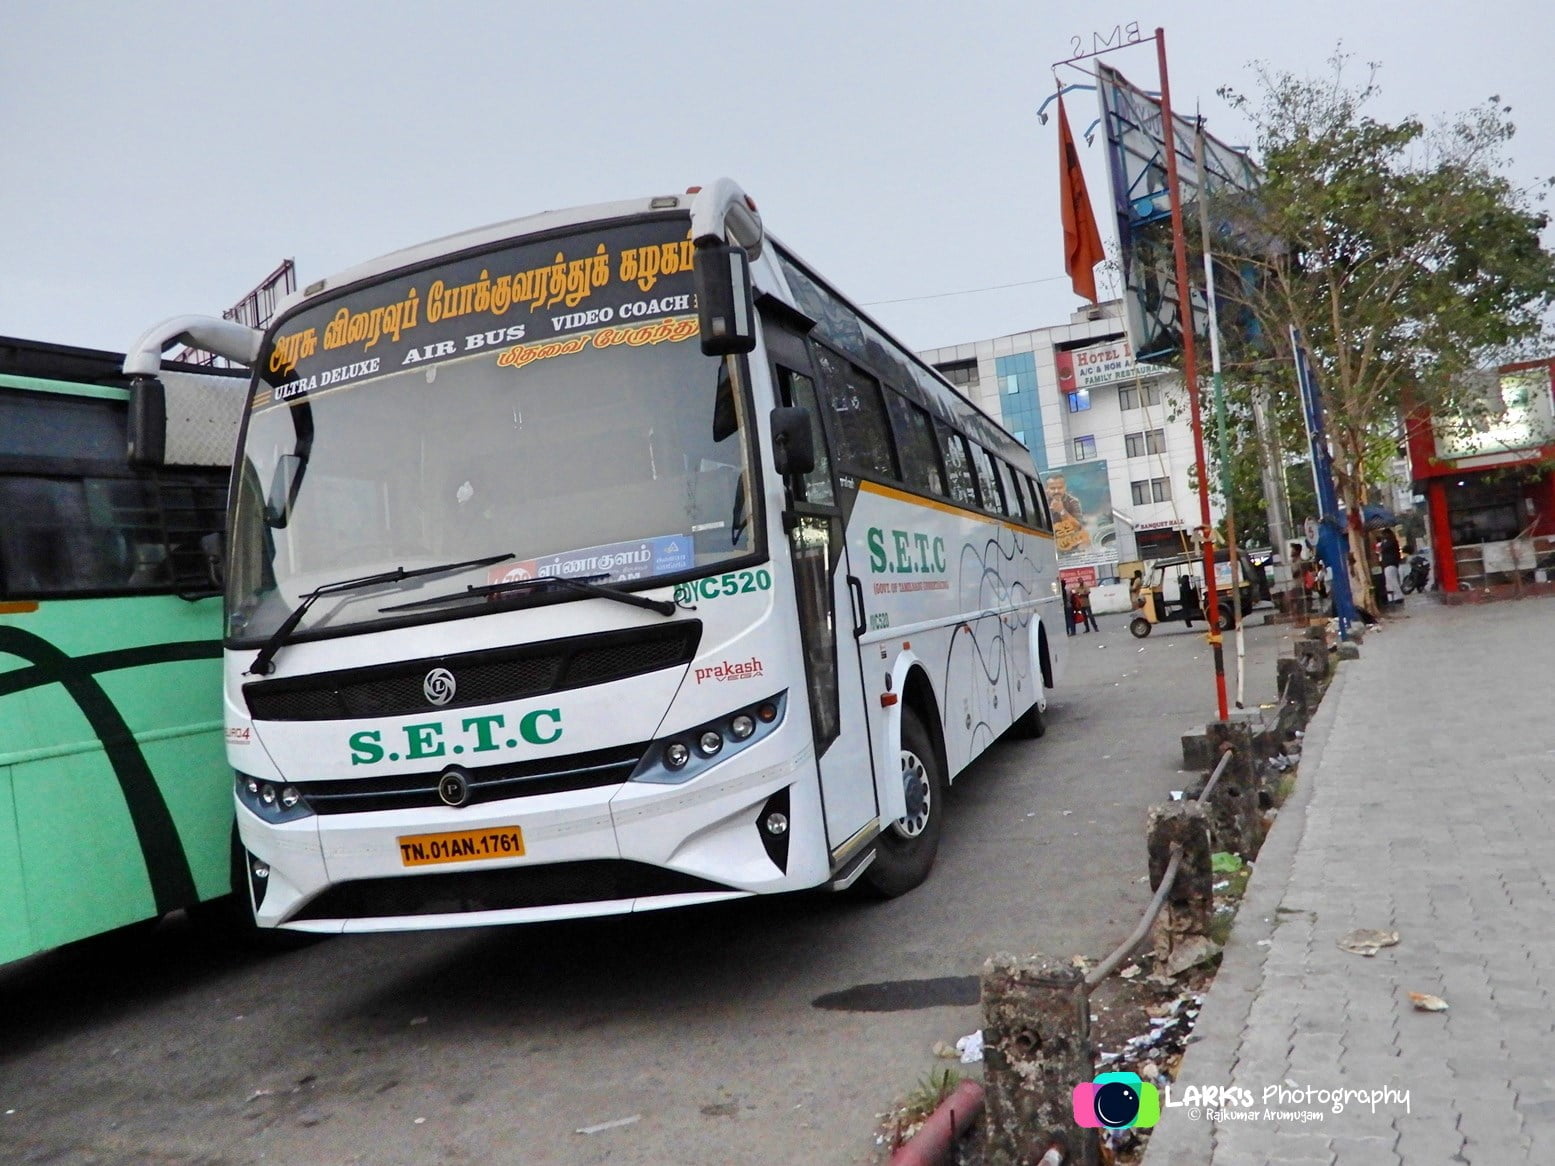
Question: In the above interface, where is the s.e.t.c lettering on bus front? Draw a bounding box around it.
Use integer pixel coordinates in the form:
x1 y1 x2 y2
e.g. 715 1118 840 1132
348 709 562 766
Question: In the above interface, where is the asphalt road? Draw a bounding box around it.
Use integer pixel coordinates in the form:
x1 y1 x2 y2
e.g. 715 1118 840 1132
0 612 1302 1166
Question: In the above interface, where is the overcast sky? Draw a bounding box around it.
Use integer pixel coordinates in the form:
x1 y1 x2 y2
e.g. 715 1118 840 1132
4 0 1551 358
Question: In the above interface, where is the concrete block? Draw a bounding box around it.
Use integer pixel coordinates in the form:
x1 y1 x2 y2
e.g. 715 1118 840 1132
980 953 1095 1166
1182 730 1215 771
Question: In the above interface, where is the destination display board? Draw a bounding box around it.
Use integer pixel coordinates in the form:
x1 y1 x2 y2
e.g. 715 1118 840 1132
255 216 699 408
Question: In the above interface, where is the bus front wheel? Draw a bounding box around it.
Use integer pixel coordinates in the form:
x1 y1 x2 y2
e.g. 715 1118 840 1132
862 710 945 898
187 827 316 952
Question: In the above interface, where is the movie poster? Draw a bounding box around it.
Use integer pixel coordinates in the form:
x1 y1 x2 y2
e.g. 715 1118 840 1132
1041 460 1116 567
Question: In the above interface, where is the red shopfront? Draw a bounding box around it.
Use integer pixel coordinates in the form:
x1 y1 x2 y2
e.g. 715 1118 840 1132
1405 358 1555 591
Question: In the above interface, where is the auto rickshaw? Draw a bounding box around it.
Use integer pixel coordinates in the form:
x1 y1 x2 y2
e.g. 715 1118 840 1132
1129 550 1261 638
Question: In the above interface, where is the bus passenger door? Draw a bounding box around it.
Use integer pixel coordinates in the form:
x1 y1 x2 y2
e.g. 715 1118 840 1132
767 330 879 871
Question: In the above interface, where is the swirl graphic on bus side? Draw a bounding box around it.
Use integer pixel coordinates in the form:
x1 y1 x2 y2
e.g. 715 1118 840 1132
0 626 217 913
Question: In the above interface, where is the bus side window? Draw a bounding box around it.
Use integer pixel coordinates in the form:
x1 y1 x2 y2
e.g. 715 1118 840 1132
998 461 1026 522
0 471 226 598
968 443 1003 516
157 471 230 590
1025 473 1052 531
812 347 897 481
883 389 944 498
934 422 977 509
776 367 834 507
0 477 144 594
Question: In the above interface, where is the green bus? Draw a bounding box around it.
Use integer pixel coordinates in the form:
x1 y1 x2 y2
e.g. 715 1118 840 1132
0 336 243 964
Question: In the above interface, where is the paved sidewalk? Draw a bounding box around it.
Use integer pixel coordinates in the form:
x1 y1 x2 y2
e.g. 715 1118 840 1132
1145 595 1555 1164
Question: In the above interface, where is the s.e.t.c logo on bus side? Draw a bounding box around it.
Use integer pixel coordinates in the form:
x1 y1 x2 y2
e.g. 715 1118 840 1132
348 710 561 766
866 527 946 575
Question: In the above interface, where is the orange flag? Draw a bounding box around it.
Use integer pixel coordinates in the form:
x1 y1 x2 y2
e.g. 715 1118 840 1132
1058 94 1105 303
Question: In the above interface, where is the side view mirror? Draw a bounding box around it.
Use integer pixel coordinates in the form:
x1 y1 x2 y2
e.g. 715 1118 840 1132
264 453 304 528
127 375 167 467
693 242 756 356
771 406 816 476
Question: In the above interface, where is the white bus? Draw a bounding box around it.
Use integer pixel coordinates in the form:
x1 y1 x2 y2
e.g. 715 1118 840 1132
126 180 1067 931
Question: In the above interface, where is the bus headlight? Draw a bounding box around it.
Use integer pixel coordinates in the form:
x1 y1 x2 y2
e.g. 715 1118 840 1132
235 772 315 823
630 692 787 785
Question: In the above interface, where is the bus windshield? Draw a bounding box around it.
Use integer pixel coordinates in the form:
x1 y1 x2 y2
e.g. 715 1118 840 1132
228 220 757 645
230 326 754 643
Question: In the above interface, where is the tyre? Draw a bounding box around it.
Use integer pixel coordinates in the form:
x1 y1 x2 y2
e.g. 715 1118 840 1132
1129 616 1152 639
187 827 317 952
1011 693 1046 739
1401 574 1417 594
861 709 946 898
1216 602 1234 632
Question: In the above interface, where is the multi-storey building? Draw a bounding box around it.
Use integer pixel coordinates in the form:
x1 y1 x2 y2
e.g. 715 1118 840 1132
919 299 1221 577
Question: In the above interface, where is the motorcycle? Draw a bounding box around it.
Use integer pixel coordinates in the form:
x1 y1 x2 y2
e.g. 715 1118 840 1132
1400 551 1430 594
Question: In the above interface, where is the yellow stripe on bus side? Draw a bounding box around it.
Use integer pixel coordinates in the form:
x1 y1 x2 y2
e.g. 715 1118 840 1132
857 480 1055 540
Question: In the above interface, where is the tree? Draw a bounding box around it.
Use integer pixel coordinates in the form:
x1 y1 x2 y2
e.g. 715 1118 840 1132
1212 53 1555 613
1209 399 1317 550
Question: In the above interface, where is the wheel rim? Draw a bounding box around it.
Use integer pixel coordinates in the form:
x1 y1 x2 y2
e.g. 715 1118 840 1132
893 749 932 838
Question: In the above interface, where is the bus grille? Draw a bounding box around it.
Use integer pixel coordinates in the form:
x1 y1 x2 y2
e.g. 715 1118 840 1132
242 621 701 722
292 860 736 920
292 742 648 814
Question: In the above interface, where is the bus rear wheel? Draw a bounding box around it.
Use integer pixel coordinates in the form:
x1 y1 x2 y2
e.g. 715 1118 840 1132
1011 693 1046 739
861 710 945 898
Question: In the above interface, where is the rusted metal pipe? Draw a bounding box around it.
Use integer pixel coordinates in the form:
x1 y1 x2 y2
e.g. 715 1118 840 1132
889 1079 985 1166
1084 845 1182 992
1198 746 1235 804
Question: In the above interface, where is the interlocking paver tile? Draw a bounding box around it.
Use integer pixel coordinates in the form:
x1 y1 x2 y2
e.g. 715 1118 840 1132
1143 599 1555 1164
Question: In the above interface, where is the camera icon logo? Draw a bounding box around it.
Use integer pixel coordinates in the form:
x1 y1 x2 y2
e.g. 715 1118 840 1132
1072 1071 1161 1129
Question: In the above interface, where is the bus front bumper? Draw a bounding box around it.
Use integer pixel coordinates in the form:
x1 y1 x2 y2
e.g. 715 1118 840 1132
236 734 825 931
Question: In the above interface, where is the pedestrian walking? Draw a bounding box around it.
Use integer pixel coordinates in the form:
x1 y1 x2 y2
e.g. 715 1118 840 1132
1073 578 1099 633
1178 575 1198 628
1062 580 1076 637
1378 527 1403 604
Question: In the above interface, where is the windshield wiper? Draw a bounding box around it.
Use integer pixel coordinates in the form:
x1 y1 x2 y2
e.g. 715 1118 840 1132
380 570 676 617
247 552 515 676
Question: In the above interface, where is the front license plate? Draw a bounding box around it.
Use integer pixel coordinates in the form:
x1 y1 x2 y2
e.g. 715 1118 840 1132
398 826 525 867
